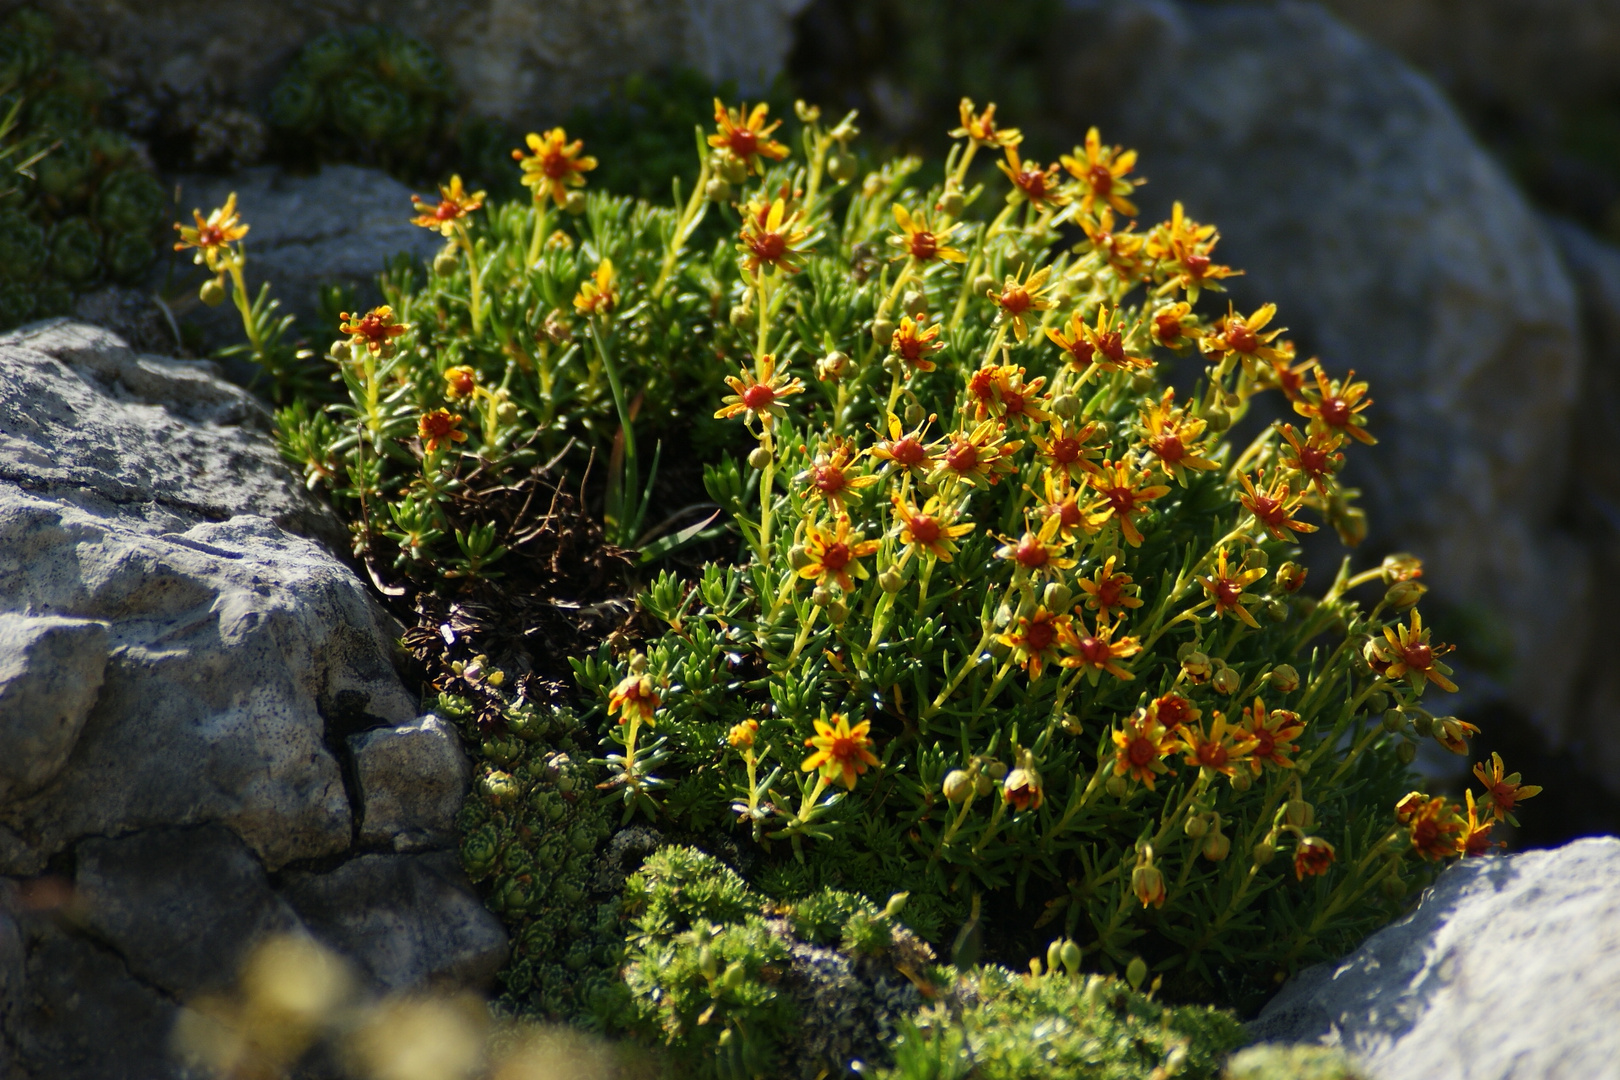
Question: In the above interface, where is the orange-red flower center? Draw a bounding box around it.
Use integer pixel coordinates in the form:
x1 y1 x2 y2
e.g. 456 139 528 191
1078 635 1110 665
1128 735 1156 766
1320 396 1352 426
1049 436 1081 464
945 440 979 473
1152 433 1186 464
811 464 848 495
1097 330 1126 365
1196 742 1229 769
1055 499 1083 529
1225 320 1258 353
1088 164 1114 195
908 515 941 544
890 437 927 467
820 542 851 571
908 231 939 260
1402 642 1433 670
1024 619 1055 651
999 287 1032 315
1157 695 1193 725
742 383 776 411
829 735 858 761
1214 578 1243 608
728 128 759 158
1015 535 1049 568
750 231 787 262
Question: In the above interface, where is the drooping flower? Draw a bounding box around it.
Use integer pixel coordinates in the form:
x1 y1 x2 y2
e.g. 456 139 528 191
1140 388 1219 485
714 355 806 430
339 305 408 358
738 196 813 275
950 98 1022 149
1178 712 1256 778
1058 613 1141 682
998 607 1071 680
1087 461 1171 547
1293 836 1336 880
1077 555 1143 621
1239 698 1305 774
990 264 1055 342
1060 127 1143 217
1472 752 1541 826
889 204 967 264
1381 608 1459 694
1002 748 1044 811
1197 548 1268 628
998 145 1068 210
799 515 880 592
513 128 597 207
801 713 880 790
1132 846 1167 908
1434 715 1480 754
1294 367 1376 445
890 314 945 374
609 672 661 727
891 492 974 563
1238 469 1318 542
173 192 249 268
1266 351 1319 403
411 175 486 236
417 409 467 454
1111 705 1180 790
573 257 617 315
709 99 790 174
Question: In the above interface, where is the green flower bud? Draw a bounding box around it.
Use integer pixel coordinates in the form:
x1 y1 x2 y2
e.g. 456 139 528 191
1380 875 1407 900
985 759 1008 781
1252 838 1276 866
1182 650 1212 682
1203 404 1231 433
716 151 749 185
747 445 773 471
789 544 812 570
704 176 733 203
972 274 997 297
433 244 461 276
564 190 587 216
198 276 228 308
1284 799 1315 829
826 150 858 184
905 400 925 426
1269 664 1301 693
1060 940 1083 977
1106 774 1128 799
1412 712 1434 738
1202 828 1231 862
1276 561 1308 593
729 303 752 328
1264 598 1290 623
1212 665 1242 695
1385 580 1427 609
943 769 974 803
1183 813 1209 840
817 349 850 381
878 567 904 593
937 188 965 217
1125 956 1148 990
1396 740 1417 765
975 773 993 797
1368 691 1390 714
827 599 849 624
871 316 895 344
1229 770 1252 792
811 585 833 608
1043 582 1072 612
1052 393 1080 418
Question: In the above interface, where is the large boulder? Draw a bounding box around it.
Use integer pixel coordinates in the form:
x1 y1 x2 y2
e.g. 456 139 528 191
1251 837 1620 1080
0 321 503 1079
1057 0 1589 737
14 0 811 133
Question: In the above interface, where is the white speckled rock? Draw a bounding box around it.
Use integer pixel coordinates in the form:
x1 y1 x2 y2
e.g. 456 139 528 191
0 614 108 803
1251 837 1620 1080
350 714 471 852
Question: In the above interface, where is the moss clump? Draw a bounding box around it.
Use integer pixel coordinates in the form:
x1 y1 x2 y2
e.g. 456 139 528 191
1222 1043 1367 1080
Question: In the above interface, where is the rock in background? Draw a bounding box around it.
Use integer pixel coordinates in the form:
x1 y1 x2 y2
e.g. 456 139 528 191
0 322 505 1079
1251 837 1620 1080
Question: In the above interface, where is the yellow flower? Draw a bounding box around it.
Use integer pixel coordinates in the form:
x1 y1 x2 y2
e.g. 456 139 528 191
890 314 945 373
709 99 790 174
1294 366 1377 446
995 513 1076 577
1087 461 1171 547
1032 417 1104 482
173 192 249 270
1077 555 1142 621
889 204 967 264
410 175 485 236
1003 748 1044 811
1197 548 1268 628
931 419 1022 490
1132 846 1166 908
990 264 1055 342
339 306 408 358
609 673 660 727
1380 608 1459 694
1238 469 1317 542
1200 302 1288 377
573 257 617 316
869 412 937 479
1293 836 1336 880
801 713 880 790
417 409 467 454
714 354 806 431
1112 705 1180 790
443 365 477 400
1149 300 1203 352
1058 613 1141 682
1277 423 1344 499
1036 471 1103 544
891 493 974 563
997 145 1068 210
796 436 881 511
1076 207 1146 282
727 718 759 749
1178 712 1256 778
513 128 597 207
1060 127 1142 217
799 515 880 592
997 607 1071 680
738 196 813 276
1045 304 1150 373
950 98 1022 149
1239 698 1305 774
1472 752 1541 826
1145 201 1240 302
1140 387 1218 485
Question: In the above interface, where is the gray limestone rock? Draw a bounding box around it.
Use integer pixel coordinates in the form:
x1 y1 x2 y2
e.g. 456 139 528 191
350 714 470 853
1251 837 1620 1080
0 614 108 803
1058 0 1589 736
72 824 304 999
280 852 507 992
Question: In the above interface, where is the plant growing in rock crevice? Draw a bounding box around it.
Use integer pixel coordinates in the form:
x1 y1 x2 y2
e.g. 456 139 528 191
225 85 1539 1073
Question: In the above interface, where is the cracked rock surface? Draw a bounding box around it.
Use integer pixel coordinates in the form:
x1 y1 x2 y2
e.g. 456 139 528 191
0 321 504 1079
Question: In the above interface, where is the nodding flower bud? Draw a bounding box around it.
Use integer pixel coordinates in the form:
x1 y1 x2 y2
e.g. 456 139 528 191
1229 770 1252 792
1125 956 1149 990
789 544 812 570
883 892 909 919
1381 552 1424 584
1385 580 1428 609
1202 826 1231 862
747 445 773 471
878 568 905 593
433 245 460 276
1046 939 1063 975
729 304 752 328
704 177 733 203
1184 813 1210 840
1275 561 1308 593
810 585 833 608
1212 665 1242 696
198 276 227 307
827 150 858 183
1396 740 1417 765
1131 859 1166 909
1182 651 1212 682
972 273 997 297
937 188 966 217
871 317 896 344
1411 711 1435 738
827 598 850 625
905 400 926 427
1382 708 1408 734
1051 393 1080 418
1252 837 1277 866
564 190 588 216
716 151 748 185
1269 664 1301 693
902 289 928 318
1043 582 1073 612
985 759 1009 781
1368 691 1390 714
1106 774 1128 799
1203 404 1231 432
942 769 975 803
628 652 649 675
1284 799 1315 829
1381 875 1407 900
817 350 850 381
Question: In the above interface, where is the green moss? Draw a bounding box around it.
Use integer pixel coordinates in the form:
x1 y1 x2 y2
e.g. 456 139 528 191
1222 1043 1367 1080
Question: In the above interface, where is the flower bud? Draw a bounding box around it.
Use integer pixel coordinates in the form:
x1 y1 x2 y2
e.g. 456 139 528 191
1284 799 1315 829
1229 770 1252 792
975 773 993 797
1106 774 1128 799
985 759 1008 781
1043 582 1072 612
871 317 895 345
1046 940 1063 975
1411 711 1434 738
943 769 974 803
1182 651 1212 682
1212 665 1242 696
1381 708 1407 734
938 188 966 217
1368 691 1390 715
704 177 733 203
972 273 997 297
878 567 904 593
1384 580 1427 609
1183 813 1209 840
817 349 850 381
1051 393 1080 418
716 152 748 185
433 245 460 277
1380 875 1406 900
1275 561 1307 593
789 544 812 570
902 289 928 318
564 190 588 216
1264 598 1289 623
729 304 752 328
1252 837 1277 866
1060 939 1083 976
1381 552 1423 583
811 585 833 607
1268 664 1300 693
1125 956 1149 989
1396 740 1417 765
1202 828 1231 862
1131 371 1156 394
1335 506 1368 547
747 445 773 471
1203 404 1231 432
828 151 859 184
699 945 718 981
904 400 925 427
827 598 849 625
198 276 227 307
1131 863 1166 908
